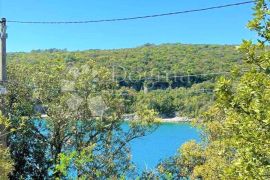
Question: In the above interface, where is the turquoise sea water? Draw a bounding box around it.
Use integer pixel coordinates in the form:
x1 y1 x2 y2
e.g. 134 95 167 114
38 121 200 177
130 123 200 171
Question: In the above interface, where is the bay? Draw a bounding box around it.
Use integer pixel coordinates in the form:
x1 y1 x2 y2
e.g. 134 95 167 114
37 120 200 177
130 123 200 171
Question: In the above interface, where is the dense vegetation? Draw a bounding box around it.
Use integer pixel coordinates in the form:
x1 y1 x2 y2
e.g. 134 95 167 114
0 0 269 179
136 81 214 118
1 43 236 179
8 43 243 91
143 0 270 179
0 44 238 178
7 42 244 118
0 114 13 179
1 59 160 179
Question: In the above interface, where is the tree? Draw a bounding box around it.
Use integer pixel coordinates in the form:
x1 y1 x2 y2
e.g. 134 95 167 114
217 0 270 177
5 59 159 179
156 0 270 179
0 113 13 179
4 61 50 179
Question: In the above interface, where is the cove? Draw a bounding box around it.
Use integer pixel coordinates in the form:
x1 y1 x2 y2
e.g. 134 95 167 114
130 123 200 171
36 120 200 177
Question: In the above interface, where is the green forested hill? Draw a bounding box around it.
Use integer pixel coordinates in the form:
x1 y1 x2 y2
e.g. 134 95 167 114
7 43 244 117
9 43 242 74
2 0 269 178
8 43 243 90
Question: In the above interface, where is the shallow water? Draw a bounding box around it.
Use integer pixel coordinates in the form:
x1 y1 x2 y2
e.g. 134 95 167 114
130 123 200 171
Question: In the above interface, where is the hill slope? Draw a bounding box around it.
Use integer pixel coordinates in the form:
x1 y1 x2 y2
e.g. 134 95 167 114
8 43 243 90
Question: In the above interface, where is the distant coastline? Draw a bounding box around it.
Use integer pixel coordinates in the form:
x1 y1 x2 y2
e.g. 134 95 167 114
160 116 191 123
122 114 192 123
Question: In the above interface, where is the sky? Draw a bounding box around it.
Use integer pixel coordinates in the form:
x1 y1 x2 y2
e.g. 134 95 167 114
0 0 256 52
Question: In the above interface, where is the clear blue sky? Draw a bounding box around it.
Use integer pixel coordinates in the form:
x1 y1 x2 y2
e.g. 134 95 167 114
1 0 256 52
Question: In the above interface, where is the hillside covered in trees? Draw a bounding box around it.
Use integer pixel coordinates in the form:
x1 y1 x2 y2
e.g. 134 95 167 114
1 0 269 179
7 44 244 118
8 44 244 88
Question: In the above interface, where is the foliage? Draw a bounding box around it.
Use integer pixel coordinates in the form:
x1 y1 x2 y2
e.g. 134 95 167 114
7 43 242 119
8 43 244 90
0 113 13 179
4 58 159 179
136 82 214 118
8 119 50 179
0 146 13 179
55 145 94 179
155 0 270 179
3 4 264 179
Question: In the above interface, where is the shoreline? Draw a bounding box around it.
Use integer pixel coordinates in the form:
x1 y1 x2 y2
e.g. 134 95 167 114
160 116 192 123
42 114 192 123
122 114 192 123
